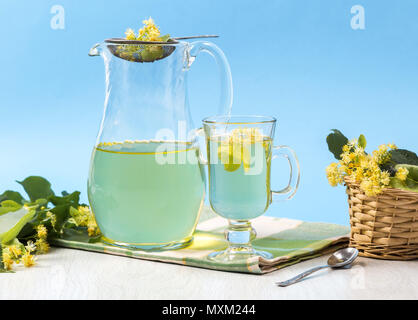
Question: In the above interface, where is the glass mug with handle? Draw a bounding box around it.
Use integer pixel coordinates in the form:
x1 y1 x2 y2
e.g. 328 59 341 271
202 115 300 261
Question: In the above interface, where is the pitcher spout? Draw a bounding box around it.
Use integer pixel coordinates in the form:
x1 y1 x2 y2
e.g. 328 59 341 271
88 43 101 57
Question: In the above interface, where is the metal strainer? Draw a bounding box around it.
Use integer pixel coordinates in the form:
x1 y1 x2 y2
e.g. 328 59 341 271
102 35 218 62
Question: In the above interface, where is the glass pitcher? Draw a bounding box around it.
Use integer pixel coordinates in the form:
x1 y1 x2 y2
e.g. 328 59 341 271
87 39 233 250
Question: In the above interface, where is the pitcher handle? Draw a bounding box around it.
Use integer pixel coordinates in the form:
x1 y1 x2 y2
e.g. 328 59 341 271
188 41 233 116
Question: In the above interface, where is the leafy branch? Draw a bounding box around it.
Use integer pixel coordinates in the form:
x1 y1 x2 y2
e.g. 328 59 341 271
0 176 100 272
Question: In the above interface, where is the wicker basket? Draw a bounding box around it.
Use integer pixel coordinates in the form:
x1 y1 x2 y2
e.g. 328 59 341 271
345 178 418 260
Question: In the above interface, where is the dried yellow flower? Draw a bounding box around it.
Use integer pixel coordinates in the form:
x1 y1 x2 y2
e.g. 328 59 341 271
35 239 50 254
125 28 136 40
21 252 36 268
8 245 22 259
36 225 48 240
46 211 57 228
326 163 343 187
25 240 36 253
327 141 394 196
124 17 166 42
70 206 100 237
396 167 409 181
2 250 14 270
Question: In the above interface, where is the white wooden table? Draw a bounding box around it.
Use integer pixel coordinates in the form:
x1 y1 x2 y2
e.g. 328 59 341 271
1 247 417 300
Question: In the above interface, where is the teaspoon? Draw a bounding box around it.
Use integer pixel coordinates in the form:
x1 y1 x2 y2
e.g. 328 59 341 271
275 247 359 287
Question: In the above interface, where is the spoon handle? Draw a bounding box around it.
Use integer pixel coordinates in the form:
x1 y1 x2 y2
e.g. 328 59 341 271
276 265 329 287
172 35 219 40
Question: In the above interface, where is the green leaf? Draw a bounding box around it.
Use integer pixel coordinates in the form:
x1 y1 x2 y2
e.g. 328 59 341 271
16 176 54 202
49 191 80 207
390 149 418 166
398 164 418 178
0 190 25 204
16 220 38 239
358 134 367 149
390 177 418 192
16 190 81 239
0 208 36 244
390 164 418 192
16 206 50 239
47 191 80 232
398 164 418 186
50 205 71 232
1 200 21 208
326 129 349 160
0 207 18 217
0 200 22 216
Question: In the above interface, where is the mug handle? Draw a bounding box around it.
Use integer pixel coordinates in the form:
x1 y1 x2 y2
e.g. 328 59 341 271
271 145 300 202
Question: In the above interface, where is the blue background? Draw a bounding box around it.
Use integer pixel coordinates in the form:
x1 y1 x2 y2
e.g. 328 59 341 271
1 0 417 225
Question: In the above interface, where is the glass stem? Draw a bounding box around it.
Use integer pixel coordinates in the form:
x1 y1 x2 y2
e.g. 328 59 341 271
225 220 256 253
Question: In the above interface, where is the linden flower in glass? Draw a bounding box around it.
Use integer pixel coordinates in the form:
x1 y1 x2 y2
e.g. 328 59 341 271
217 128 267 173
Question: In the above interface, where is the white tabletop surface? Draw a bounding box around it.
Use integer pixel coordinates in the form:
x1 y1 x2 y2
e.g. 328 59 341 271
1 247 417 300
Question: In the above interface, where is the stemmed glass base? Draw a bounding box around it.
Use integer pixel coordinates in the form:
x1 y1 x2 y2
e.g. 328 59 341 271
208 220 273 262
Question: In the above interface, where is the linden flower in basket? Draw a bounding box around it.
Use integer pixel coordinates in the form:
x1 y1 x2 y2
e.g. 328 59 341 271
325 130 418 196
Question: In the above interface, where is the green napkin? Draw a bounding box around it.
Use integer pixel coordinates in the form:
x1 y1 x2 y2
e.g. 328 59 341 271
50 207 349 274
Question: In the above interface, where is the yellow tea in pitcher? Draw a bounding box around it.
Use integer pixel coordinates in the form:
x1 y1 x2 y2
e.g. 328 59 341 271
88 140 205 249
